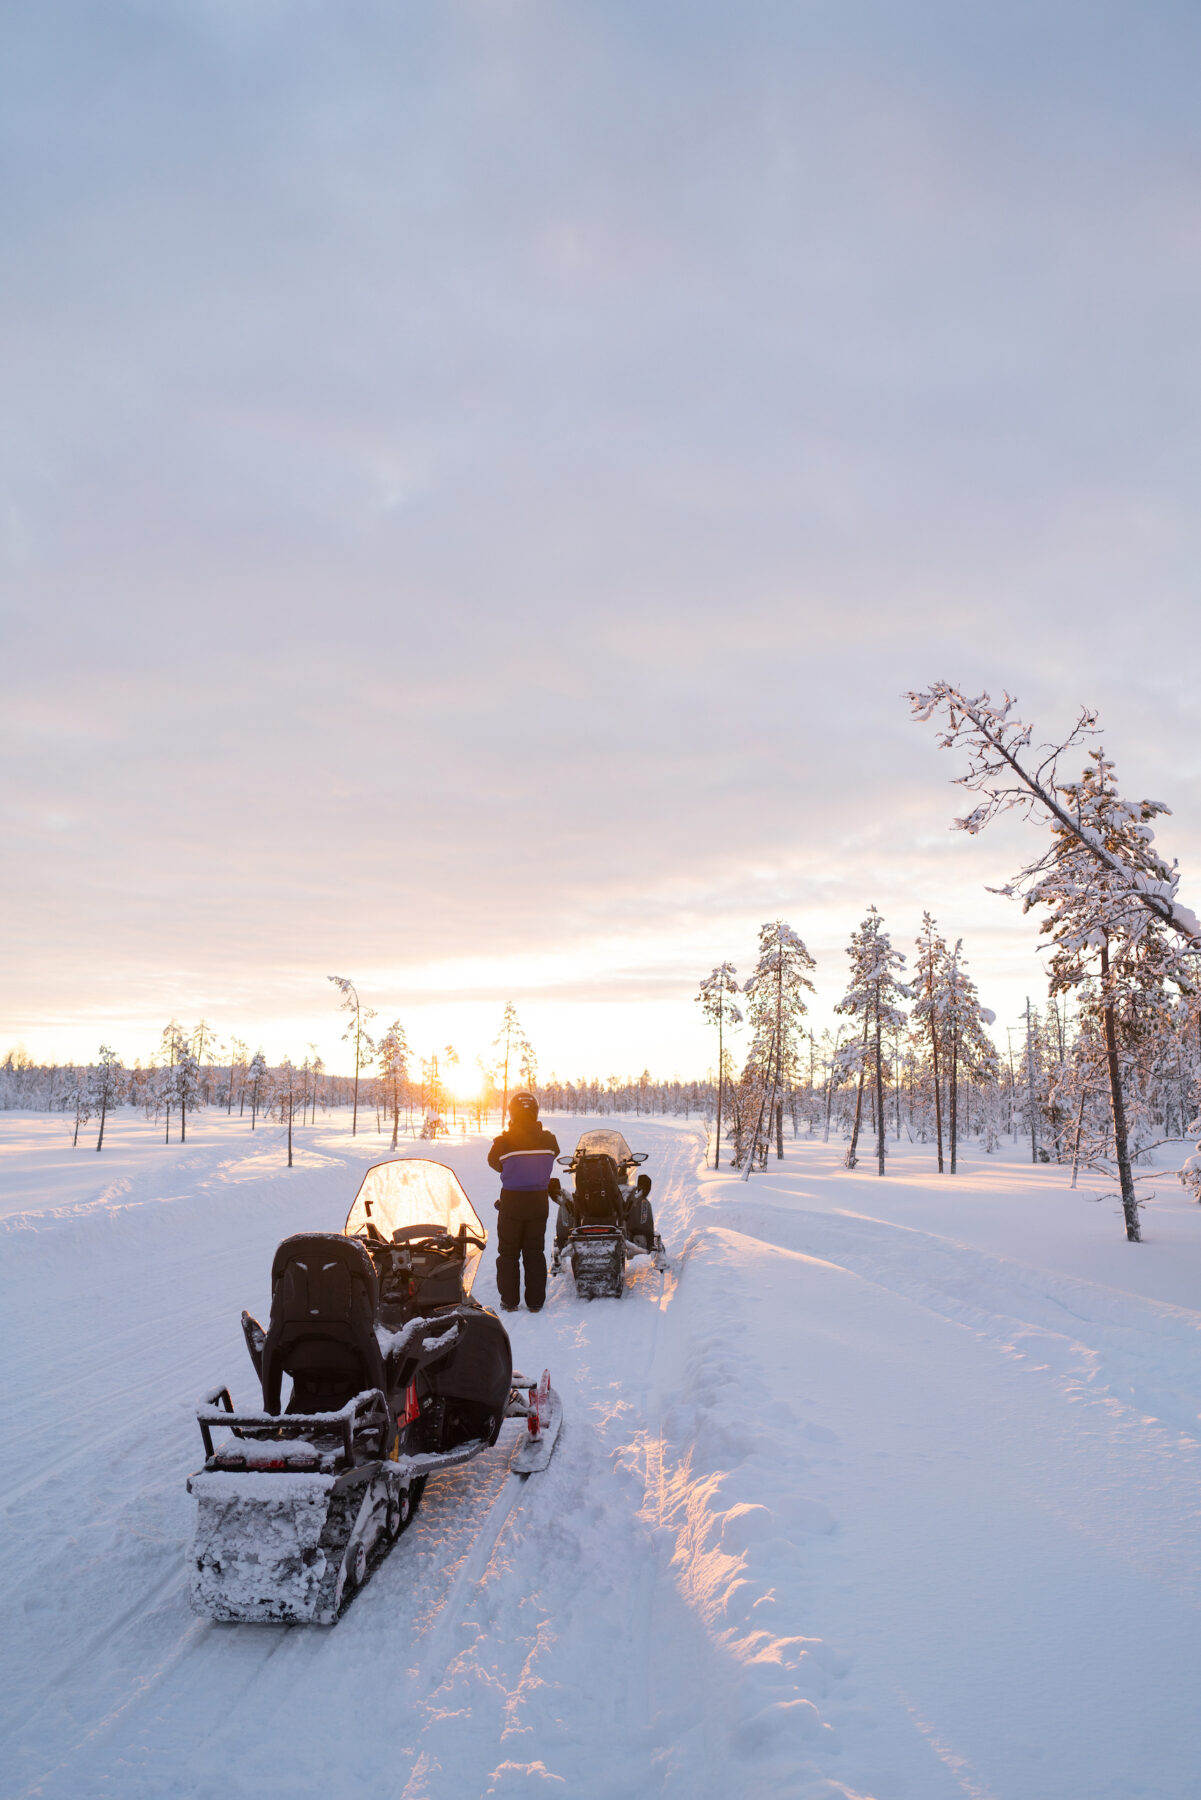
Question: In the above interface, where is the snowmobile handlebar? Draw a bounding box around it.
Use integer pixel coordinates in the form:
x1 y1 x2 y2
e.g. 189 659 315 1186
556 1150 649 1170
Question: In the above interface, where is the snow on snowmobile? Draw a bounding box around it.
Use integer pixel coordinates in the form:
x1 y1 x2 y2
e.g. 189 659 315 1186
188 1157 562 1625
550 1129 667 1300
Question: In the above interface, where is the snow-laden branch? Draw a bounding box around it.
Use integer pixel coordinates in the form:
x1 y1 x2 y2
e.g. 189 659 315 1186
908 683 1201 952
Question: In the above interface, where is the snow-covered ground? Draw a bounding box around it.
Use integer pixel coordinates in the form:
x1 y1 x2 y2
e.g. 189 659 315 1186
3 1108 1201 1799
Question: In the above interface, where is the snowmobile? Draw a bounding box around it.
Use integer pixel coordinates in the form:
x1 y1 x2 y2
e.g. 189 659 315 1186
188 1158 562 1625
550 1129 667 1299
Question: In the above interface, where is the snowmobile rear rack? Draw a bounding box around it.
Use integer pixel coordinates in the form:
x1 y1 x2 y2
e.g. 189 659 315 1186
196 1385 388 1471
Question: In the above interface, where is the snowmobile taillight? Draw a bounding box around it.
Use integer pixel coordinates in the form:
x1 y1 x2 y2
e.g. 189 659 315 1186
402 1380 420 1426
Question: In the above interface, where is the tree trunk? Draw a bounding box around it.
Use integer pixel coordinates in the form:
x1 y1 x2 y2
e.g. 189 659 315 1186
1100 942 1140 1242
1069 1085 1086 1189
742 1040 776 1180
96 1088 108 1152
1025 1000 1038 1164
823 1033 841 1144
930 1011 944 1173
846 1021 869 1167
287 1088 294 1167
875 1013 886 1176
949 1026 958 1175
714 1006 724 1170
776 1099 784 1159
391 1077 399 1150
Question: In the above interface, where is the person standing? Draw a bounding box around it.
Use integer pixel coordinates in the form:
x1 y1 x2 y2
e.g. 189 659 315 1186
487 1092 560 1312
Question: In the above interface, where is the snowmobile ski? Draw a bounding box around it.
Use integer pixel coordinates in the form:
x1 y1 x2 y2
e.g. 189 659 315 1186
509 1369 563 1475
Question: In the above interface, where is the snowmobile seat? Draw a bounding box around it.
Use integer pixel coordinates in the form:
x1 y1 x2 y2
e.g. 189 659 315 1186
572 1154 625 1224
261 1234 387 1415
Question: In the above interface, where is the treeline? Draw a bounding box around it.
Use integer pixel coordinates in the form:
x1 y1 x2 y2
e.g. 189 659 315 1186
8 984 1199 1188
7 685 1201 1242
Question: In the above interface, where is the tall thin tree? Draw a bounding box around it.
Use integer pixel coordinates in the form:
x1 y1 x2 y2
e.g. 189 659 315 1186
695 963 742 1168
328 976 377 1136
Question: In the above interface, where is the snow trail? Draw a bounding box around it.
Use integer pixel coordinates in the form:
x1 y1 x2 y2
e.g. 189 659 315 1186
3 1113 1201 1797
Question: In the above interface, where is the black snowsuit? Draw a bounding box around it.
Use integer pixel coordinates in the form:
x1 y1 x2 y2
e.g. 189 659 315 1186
487 1120 561 1311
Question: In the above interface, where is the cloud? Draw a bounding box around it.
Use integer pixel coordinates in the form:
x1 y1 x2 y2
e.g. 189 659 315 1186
4 0 1201 1068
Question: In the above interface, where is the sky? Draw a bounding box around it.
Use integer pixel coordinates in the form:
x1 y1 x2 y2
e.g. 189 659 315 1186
3 0 1201 1082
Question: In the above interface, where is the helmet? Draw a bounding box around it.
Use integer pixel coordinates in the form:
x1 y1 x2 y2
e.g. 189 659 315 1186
509 1091 539 1122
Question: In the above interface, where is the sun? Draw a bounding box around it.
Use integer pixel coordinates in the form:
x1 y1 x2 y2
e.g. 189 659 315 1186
449 1065 485 1102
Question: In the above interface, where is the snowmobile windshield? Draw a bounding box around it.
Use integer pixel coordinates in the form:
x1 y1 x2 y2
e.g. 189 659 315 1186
575 1129 634 1164
344 1158 486 1251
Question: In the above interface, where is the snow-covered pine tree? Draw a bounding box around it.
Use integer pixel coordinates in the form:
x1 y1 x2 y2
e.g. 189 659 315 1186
275 1057 297 1166
377 1020 411 1150
836 908 910 1175
309 1048 325 1124
911 913 951 1173
737 922 815 1175
91 1046 125 1152
227 1037 248 1115
1058 996 1110 1187
1018 751 1191 1240
246 1050 267 1131
820 1026 845 1142
328 976 377 1136
695 963 743 1168
492 1002 529 1122
72 1066 92 1147
172 1041 202 1143
941 941 997 1173
157 1021 184 1142
908 684 1201 952
911 686 1200 1240
191 1020 218 1104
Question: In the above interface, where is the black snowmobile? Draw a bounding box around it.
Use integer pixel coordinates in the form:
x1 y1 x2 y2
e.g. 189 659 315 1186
551 1129 667 1299
188 1158 561 1625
